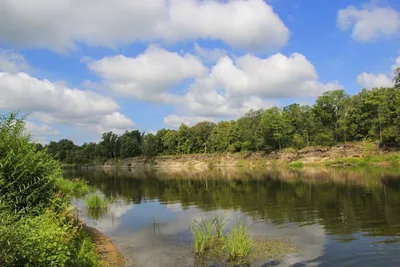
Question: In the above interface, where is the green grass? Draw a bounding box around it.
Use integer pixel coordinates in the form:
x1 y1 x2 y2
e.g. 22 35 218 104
85 194 110 210
85 194 110 220
55 178 94 198
191 216 219 255
288 161 304 168
190 215 298 265
224 222 253 263
214 215 228 239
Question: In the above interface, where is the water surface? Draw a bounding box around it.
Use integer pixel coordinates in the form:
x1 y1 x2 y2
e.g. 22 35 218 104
64 167 400 267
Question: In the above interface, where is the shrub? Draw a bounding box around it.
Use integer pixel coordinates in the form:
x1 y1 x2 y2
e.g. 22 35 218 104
0 209 99 267
362 137 378 157
0 113 60 215
0 113 100 267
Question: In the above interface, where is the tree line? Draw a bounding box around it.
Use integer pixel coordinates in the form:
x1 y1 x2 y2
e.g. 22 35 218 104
41 87 400 164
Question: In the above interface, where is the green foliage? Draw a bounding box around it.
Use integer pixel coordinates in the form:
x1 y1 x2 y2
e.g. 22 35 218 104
313 132 335 146
362 138 378 157
55 178 94 198
85 194 110 220
0 113 99 267
0 113 60 214
224 222 253 263
85 194 110 210
292 133 306 149
289 161 304 168
191 216 219 255
0 208 99 267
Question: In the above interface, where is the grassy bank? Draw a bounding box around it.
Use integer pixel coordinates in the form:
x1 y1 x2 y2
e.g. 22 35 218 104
0 113 119 267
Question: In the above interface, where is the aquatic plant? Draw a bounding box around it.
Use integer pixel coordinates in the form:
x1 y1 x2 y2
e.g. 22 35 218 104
85 194 110 210
191 215 228 255
214 214 228 239
224 222 253 263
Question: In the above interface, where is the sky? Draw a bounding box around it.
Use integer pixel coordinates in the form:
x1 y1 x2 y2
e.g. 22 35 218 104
0 0 400 144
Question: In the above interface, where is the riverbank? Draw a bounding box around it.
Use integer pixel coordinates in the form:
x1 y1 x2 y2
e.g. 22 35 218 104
84 225 126 267
69 142 400 169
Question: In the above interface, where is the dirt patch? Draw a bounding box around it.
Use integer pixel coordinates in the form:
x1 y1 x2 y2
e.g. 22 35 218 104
84 225 126 267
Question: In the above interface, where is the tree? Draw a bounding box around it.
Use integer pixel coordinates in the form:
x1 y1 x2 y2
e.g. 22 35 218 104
393 67 400 89
260 107 291 150
142 133 160 156
120 130 142 158
236 109 264 151
313 90 350 142
191 121 216 153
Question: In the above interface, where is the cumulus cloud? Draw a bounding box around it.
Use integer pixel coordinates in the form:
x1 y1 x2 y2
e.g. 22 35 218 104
0 72 134 135
88 47 338 128
356 72 393 89
168 53 340 122
24 121 60 144
0 0 288 52
158 0 289 51
193 43 230 64
0 49 30 73
89 45 207 102
356 56 400 89
337 5 400 42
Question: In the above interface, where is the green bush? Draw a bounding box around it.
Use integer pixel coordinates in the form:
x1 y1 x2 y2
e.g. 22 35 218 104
0 209 99 267
0 113 60 215
0 113 100 267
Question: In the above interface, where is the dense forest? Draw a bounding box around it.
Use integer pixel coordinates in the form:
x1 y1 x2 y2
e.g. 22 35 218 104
42 86 400 164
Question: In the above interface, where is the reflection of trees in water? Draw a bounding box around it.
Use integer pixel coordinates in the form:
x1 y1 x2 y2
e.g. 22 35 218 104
64 167 400 237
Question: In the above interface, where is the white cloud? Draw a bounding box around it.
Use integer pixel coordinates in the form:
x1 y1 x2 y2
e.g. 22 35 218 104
167 53 339 121
356 72 393 89
0 49 30 73
89 47 338 127
88 45 207 102
209 53 337 98
0 0 288 52
24 121 59 144
337 5 400 42
158 0 289 52
356 56 400 89
0 72 134 135
193 43 229 64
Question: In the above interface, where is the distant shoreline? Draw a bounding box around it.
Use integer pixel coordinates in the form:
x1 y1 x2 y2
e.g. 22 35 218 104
63 142 400 169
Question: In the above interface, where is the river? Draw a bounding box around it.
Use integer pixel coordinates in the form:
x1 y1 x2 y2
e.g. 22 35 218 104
64 167 400 267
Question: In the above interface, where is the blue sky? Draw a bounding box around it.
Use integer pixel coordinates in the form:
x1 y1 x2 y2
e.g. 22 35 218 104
0 0 399 144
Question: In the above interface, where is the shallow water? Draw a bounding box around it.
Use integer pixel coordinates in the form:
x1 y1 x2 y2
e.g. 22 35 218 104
64 167 400 267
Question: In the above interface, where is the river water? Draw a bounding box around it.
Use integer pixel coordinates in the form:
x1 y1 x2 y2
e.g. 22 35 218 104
64 167 400 267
